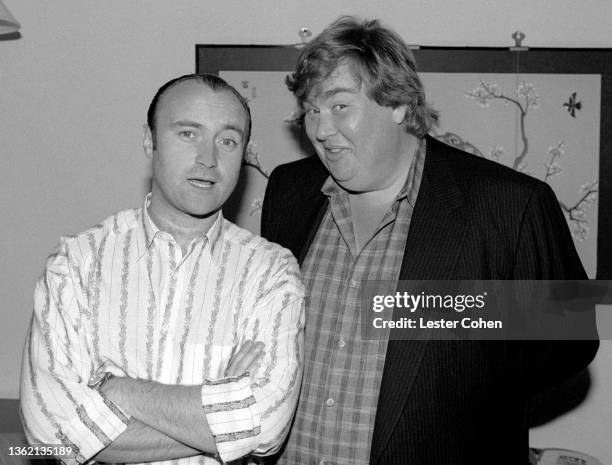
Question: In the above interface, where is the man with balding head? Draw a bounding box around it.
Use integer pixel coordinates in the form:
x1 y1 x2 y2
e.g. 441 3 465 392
21 74 304 465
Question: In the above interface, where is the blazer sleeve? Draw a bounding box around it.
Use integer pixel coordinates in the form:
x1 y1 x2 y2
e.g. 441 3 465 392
513 181 599 395
513 181 586 280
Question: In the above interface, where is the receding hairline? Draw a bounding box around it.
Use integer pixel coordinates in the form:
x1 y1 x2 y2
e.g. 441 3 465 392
156 80 247 116
153 79 250 134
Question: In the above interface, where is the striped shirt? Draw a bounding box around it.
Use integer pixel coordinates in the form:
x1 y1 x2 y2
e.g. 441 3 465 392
278 141 425 465
20 196 304 465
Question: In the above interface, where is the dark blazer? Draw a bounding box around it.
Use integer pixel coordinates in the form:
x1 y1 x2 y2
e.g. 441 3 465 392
261 136 599 464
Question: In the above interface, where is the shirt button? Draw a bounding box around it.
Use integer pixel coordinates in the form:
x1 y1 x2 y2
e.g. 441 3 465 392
349 279 359 288
326 398 335 407
337 337 346 349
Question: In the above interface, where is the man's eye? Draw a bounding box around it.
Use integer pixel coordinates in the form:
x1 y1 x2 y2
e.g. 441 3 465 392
304 107 319 116
332 104 347 112
179 130 196 139
219 138 238 149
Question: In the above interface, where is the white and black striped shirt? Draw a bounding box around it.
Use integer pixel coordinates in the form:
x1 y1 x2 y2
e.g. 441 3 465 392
21 196 304 464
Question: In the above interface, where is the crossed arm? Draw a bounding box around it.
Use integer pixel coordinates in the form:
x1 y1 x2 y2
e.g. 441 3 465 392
94 342 264 463
91 419 199 463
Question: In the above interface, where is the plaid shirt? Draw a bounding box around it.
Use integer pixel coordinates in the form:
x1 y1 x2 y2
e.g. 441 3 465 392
278 141 425 465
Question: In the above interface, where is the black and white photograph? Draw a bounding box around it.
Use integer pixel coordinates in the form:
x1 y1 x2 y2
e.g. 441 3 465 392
1 2 610 464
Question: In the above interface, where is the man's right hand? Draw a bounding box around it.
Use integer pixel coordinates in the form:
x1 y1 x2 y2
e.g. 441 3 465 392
225 340 265 378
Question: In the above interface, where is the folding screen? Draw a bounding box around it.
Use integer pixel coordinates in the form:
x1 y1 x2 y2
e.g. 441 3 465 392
197 45 611 278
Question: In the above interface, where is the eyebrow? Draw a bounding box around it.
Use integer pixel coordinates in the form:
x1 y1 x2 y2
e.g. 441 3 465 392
305 86 359 106
172 120 244 137
172 120 202 129
219 124 245 137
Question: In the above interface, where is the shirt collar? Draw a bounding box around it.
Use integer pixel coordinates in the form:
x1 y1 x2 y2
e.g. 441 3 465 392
137 193 224 264
205 211 224 265
142 193 158 250
321 137 426 208
397 137 426 206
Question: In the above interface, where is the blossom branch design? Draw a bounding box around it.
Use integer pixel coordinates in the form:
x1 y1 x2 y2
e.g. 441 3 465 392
242 141 269 180
242 160 269 179
466 81 539 171
466 80 597 240
559 181 599 241
241 109 304 216
543 141 565 181
241 141 269 215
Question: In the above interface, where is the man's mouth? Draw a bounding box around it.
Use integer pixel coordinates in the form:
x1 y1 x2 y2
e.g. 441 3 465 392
187 178 216 189
323 146 349 159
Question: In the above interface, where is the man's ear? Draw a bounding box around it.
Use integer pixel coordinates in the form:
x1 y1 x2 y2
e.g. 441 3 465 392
143 124 154 159
392 104 408 125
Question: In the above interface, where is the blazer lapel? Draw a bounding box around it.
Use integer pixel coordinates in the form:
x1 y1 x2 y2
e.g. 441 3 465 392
370 137 469 464
288 189 327 265
278 158 329 264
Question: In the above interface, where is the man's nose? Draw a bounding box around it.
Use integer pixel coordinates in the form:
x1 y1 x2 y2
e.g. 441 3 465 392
314 113 337 141
195 140 217 168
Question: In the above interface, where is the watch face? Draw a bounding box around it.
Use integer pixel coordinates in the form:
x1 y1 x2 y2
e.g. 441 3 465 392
87 371 113 390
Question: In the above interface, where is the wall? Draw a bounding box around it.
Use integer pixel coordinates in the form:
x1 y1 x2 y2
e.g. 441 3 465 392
1 0 610 461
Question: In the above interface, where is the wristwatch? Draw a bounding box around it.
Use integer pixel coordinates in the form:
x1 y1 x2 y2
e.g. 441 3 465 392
88 372 114 391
